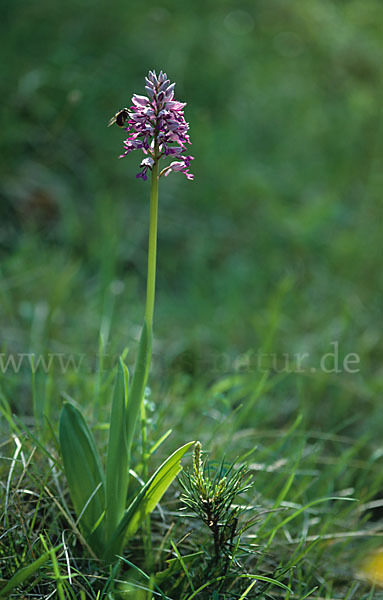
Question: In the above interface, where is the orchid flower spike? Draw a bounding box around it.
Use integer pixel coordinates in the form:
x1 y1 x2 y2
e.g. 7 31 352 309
116 70 194 181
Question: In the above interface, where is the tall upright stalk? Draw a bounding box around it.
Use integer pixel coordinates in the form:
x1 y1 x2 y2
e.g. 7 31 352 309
141 158 159 570
145 159 159 331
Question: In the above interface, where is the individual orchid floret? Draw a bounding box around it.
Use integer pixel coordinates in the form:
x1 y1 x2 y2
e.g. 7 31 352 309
115 70 194 181
137 157 155 181
162 157 194 180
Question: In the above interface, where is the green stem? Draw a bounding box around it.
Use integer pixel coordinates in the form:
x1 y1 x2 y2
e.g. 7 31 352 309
141 158 159 572
141 158 159 478
145 160 159 331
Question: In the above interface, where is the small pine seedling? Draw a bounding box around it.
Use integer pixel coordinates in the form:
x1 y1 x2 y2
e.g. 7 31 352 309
179 441 253 565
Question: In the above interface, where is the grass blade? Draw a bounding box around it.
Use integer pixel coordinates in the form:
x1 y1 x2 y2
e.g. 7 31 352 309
0 544 62 598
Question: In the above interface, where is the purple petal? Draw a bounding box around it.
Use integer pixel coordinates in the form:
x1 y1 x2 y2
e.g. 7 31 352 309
132 94 149 106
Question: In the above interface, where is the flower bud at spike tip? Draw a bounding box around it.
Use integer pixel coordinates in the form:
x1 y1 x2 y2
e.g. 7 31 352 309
116 70 194 181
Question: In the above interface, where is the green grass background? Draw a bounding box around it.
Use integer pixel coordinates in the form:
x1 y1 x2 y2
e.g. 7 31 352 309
0 0 382 596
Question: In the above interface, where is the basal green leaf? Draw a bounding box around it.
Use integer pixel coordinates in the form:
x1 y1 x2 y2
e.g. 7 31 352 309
103 441 194 562
124 441 195 538
126 321 152 453
59 402 105 555
105 358 130 536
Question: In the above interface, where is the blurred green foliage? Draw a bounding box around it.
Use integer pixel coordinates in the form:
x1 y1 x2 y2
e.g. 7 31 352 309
0 0 382 435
